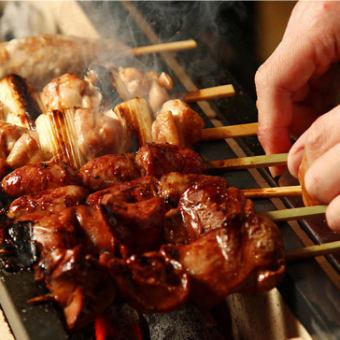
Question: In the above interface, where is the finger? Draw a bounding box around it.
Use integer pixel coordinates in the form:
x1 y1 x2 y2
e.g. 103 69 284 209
326 195 340 232
304 143 340 203
303 105 340 163
287 129 308 178
255 37 317 155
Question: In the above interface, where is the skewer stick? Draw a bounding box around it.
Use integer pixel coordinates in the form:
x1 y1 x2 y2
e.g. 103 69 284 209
242 185 302 198
207 153 288 171
183 84 235 102
286 241 340 261
201 122 258 140
132 39 197 55
264 205 327 222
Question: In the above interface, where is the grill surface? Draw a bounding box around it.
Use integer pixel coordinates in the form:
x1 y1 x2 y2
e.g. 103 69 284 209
0 2 339 339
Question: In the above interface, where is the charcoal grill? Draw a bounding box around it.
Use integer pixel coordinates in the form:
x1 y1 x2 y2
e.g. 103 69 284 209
0 2 339 339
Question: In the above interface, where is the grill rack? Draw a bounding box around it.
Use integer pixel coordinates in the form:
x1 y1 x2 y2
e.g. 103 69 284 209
0 2 339 340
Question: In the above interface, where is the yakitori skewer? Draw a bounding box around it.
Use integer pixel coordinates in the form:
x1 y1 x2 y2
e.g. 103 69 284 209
183 84 235 102
286 241 340 261
207 153 288 171
200 122 258 140
264 205 327 222
132 39 197 55
242 185 302 198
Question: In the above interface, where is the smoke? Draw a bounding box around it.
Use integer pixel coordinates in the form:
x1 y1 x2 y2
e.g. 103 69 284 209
80 1 252 89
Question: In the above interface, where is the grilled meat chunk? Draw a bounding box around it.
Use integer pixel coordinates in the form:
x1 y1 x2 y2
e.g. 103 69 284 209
136 143 204 178
87 176 159 207
1 161 79 197
113 67 173 113
0 74 40 128
17 208 115 329
8 185 87 219
40 73 102 112
163 215 285 308
0 35 129 88
152 100 204 146
109 251 189 313
159 172 220 205
46 245 116 329
80 153 140 190
179 179 253 241
0 120 25 159
75 205 115 253
85 65 118 109
103 197 166 253
74 108 131 160
6 132 45 169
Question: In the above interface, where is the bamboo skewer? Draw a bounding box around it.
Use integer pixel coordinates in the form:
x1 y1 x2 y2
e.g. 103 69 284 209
207 153 288 171
201 122 258 140
286 241 340 261
183 84 235 102
242 185 302 198
132 39 197 55
264 205 327 222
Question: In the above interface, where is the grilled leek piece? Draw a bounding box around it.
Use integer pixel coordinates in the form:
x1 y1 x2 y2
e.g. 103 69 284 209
36 107 131 169
36 109 84 169
0 74 41 128
114 97 153 145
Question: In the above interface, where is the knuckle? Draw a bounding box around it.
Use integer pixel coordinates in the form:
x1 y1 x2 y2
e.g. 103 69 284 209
305 119 325 150
255 64 268 88
304 167 324 202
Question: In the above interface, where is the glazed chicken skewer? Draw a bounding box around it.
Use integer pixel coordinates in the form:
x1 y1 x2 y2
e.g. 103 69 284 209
0 159 334 328
0 140 336 330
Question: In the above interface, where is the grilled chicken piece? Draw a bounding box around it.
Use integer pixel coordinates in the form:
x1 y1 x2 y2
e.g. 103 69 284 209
0 35 129 88
113 67 173 112
136 143 205 178
46 245 115 329
0 120 25 158
87 176 159 207
40 73 103 112
8 185 87 219
159 172 220 205
75 205 116 253
103 196 166 253
0 74 40 128
16 208 116 329
85 64 118 109
152 100 204 146
179 179 253 242
115 67 150 100
1 161 79 197
80 153 140 191
75 108 131 160
109 251 189 313
163 215 285 308
6 132 45 169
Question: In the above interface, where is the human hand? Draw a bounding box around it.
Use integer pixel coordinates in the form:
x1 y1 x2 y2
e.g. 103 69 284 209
255 1 340 176
288 105 340 231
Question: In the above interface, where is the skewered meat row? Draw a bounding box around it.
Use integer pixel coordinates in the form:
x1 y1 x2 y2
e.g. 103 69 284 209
0 143 285 330
1 143 204 197
0 66 208 171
